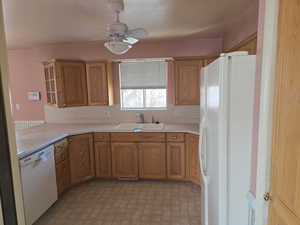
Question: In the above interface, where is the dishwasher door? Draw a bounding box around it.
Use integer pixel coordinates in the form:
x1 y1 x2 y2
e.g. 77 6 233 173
20 145 58 225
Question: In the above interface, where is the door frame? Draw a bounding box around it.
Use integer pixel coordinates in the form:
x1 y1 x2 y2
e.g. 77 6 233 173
254 0 279 225
0 0 26 224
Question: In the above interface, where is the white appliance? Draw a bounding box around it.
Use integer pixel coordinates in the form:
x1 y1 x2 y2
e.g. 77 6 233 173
20 145 58 225
199 52 256 225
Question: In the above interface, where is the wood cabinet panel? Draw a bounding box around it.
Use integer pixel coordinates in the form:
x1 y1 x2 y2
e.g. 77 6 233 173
94 132 110 142
94 142 112 178
167 133 185 142
185 134 200 184
58 61 88 107
68 134 95 185
174 60 202 105
138 143 166 179
111 143 139 178
55 159 70 195
86 62 108 106
167 143 185 179
111 132 165 143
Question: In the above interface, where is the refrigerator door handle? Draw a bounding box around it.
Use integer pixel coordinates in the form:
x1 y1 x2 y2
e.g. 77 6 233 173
199 124 207 176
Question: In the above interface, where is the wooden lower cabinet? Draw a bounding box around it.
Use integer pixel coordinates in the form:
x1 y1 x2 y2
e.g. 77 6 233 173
185 134 200 184
111 143 139 178
94 142 112 178
138 143 166 179
54 139 70 195
56 159 70 195
167 143 185 179
68 133 95 185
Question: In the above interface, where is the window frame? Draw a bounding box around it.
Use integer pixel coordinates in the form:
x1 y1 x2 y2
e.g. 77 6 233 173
120 88 168 110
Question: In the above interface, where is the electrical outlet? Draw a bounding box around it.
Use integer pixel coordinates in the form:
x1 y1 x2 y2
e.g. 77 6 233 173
16 104 20 111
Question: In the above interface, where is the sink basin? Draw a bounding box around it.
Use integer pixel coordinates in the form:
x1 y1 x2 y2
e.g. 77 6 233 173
116 123 165 131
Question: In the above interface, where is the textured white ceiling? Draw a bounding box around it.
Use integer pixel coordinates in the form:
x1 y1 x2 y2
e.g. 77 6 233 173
3 0 257 48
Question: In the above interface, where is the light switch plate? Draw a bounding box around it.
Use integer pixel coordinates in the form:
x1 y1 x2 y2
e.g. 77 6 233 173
27 91 41 101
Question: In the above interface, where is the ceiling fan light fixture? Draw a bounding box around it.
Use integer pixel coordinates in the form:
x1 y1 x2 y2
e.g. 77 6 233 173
104 40 132 55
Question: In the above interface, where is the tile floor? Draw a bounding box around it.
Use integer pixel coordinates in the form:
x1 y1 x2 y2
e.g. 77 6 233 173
34 180 201 225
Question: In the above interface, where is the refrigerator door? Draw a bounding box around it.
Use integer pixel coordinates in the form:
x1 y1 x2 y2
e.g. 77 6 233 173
205 58 222 225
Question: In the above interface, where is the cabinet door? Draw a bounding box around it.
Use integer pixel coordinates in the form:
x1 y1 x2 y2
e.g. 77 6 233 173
56 160 70 195
111 143 138 178
57 61 88 107
94 142 112 178
185 134 200 184
174 60 202 105
167 143 185 179
86 62 108 106
68 134 95 185
138 143 166 179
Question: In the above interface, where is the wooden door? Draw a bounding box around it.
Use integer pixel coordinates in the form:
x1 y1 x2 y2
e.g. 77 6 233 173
138 143 166 179
94 142 112 178
174 60 202 105
167 143 185 179
111 143 138 178
185 134 200 184
86 62 108 106
268 0 300 224
55 160 70 195
57 61 88 107
68 134 95 185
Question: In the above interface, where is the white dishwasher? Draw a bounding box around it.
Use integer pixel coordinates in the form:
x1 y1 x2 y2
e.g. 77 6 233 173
20 145 58 225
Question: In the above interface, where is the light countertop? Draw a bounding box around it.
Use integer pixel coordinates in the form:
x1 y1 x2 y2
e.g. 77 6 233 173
16 123 199 159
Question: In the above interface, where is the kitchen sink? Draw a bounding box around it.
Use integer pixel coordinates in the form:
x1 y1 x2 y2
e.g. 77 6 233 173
116 123 165 131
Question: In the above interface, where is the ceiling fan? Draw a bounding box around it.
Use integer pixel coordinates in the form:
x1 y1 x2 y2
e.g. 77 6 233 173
104 0 148 55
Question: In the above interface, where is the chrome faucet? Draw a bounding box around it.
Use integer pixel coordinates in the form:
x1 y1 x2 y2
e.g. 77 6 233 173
136 113 145 123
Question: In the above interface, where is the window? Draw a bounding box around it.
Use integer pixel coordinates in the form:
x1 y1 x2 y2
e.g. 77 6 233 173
120 60 167 109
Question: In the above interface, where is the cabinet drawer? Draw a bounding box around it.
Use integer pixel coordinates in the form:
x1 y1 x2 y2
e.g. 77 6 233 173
167 133 185 142
111 132 165 142
94 132 110 142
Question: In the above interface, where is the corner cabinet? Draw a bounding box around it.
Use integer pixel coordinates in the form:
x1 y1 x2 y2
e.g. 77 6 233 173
174 60 203 105
68 133 95 185
44 60 88 107
44 59 114 108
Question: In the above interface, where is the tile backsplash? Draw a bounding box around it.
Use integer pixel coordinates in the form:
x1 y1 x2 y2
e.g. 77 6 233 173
44 105 200 124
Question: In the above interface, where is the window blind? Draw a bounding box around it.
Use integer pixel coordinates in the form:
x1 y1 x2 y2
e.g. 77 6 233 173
120 61 167 89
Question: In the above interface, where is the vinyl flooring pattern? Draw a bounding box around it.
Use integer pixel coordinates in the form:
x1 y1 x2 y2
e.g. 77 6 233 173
34 180 201 225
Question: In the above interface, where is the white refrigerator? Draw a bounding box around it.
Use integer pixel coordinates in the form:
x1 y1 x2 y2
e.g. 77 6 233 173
199 52 256 225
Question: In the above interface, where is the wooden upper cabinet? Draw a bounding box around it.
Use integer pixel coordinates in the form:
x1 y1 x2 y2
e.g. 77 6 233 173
185 134 200 185
167 142 185 179
56 60 88 107
111 143 139 178
174 60 202 105
68 133 95 185
138 143 166 179
44 60 88 107
86 62 109 106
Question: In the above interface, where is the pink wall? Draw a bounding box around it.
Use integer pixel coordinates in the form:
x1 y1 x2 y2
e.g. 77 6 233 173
7 38 222 120
222 2 259 51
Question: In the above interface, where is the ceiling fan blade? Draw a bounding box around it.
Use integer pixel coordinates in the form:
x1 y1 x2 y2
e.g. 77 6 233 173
127 28 148 39
123 37 139 44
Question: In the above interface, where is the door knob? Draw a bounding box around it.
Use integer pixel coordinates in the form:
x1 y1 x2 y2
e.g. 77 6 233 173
263 192 271 202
